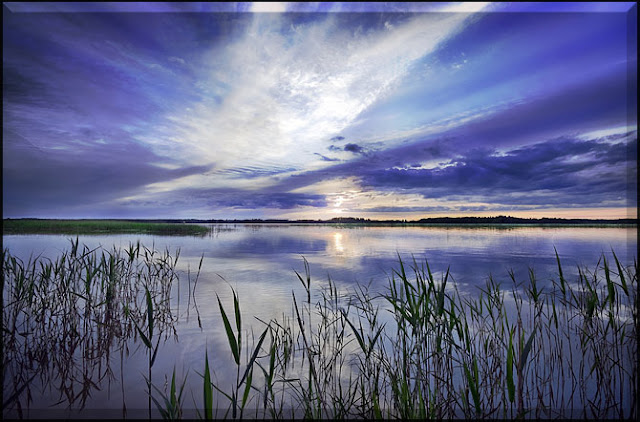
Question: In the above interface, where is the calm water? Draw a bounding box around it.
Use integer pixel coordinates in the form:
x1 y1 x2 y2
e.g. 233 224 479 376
3 224 637 418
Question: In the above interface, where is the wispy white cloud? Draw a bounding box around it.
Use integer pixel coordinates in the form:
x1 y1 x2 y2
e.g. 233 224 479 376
430 2 493 13
250 2 289 13
142 10 483 193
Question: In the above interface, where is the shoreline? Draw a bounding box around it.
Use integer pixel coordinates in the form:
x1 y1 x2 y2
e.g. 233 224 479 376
2 217 636 236
4 217 637 225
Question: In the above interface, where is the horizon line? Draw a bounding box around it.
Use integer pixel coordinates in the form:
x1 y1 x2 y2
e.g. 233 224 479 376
3 215 637 223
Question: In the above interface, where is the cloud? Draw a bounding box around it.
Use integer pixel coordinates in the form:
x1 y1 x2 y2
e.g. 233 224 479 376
344 143 364 154
3 7 634 219
314 153 341 162
213 165 298 179
149 11 480 178
168 56 186 65
359 136 637 207
2 137 213 217
270 52 636 198
211 192 327 209
362 206 451 213
121 189 328 210
250 2 288 13
447 61 635 149
2 65 51 106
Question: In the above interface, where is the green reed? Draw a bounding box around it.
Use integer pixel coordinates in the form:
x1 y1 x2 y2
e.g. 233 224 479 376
207 286 269 419
2 238 180 418
202 251 636 420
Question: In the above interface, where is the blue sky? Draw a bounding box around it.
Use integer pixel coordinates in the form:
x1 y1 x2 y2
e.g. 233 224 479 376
3 2 637 219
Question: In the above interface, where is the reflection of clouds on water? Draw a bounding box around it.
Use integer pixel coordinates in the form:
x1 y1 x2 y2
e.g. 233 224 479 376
3 226 636 289
4 225 636 318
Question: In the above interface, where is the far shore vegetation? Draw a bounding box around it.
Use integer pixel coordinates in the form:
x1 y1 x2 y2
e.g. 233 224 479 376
2 219 210 236
3 215 637 236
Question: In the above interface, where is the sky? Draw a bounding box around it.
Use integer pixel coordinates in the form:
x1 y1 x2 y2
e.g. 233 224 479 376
3 2 637 220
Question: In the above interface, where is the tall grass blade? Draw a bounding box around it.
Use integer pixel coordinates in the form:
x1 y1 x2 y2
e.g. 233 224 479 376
463 360 481 416
146 287 154 341
217 294 240 365
342 311 367 353
507 328 515 403
518 326 536 374
239 326 269 387
134 322 152 349
603 256 616 306
233 290 243 361
241 367 253 410
612 250 629 296
204 350 213 420
554 247 566 295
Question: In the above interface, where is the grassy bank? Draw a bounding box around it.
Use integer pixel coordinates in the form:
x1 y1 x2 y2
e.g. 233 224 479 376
2 219 210 236
2 241 637 419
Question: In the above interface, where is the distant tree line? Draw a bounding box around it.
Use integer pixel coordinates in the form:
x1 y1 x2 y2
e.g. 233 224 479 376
6 216 636 225
141 215 637 225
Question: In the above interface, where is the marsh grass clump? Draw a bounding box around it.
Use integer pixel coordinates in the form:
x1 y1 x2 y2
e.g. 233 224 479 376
2 238 181 418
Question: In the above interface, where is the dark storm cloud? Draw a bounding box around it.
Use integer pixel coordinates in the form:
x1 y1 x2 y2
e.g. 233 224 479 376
330 136 345 142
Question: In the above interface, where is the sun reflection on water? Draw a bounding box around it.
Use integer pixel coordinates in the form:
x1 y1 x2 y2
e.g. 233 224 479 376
333 232 345 254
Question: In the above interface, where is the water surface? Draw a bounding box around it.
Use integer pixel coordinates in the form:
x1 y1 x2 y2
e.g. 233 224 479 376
3 224 636 418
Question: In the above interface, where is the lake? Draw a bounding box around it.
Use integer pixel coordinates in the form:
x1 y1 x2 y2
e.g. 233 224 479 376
2 224 637 418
